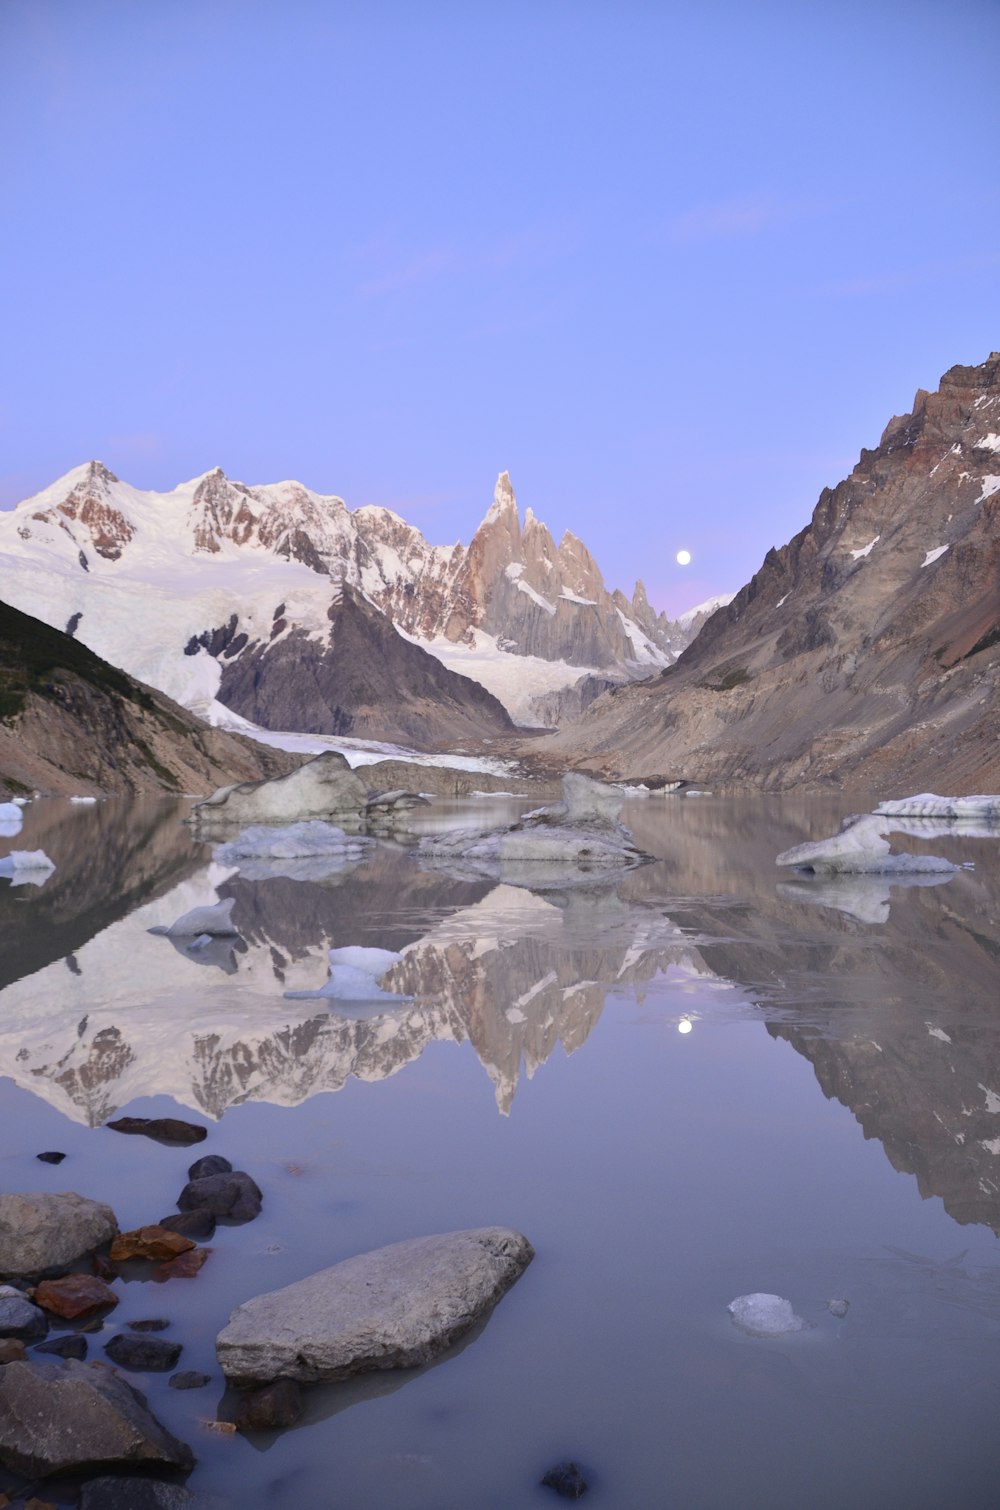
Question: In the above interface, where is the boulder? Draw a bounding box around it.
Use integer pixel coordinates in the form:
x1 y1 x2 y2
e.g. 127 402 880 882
34 1334 87 1360
35 1274 118 1319
234 1378 303 1432
0 1192 118 1279
0 1358 194 1476
0 1338 26 1363
176 1172 261 1224
0 1292 47 1340
216 1226 533 1387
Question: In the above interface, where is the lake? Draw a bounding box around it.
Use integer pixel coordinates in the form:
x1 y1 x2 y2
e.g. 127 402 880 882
2 792 999 1508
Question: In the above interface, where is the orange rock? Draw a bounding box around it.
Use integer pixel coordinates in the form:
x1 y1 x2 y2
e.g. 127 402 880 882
109 1225 196 1261
35 1273 119 1319
152 1246 211 1281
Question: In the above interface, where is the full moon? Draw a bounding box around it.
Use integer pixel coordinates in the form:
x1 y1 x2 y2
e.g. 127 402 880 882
676 549 692 566
677 1019 693 1035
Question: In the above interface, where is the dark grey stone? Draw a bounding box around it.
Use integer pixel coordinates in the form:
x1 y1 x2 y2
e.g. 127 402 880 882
177 1171 262 1224
186 1155 232 1181
104 1334 182 1371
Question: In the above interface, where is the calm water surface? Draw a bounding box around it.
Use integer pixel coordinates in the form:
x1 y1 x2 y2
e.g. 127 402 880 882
2 794 1000 1509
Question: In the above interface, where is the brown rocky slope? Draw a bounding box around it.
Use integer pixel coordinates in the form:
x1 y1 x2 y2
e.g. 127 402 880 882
0 600 299 797
537 353 1000 794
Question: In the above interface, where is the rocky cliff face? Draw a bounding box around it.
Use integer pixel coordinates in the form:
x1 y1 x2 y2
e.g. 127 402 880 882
0 464 695 738
0 600 299 797
541 353 1000 793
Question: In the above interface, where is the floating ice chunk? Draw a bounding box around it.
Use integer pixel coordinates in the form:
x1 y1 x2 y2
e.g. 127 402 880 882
284 945 410 1004
213 821 373 865
0 802 23 822
777 869 953 924
874 793 1000 821
728 1293 806 1338
149 896 239 937
776 814 958 874
0 821 23 840
827 1298 850 1318
69 795 97 804
0 850 55 877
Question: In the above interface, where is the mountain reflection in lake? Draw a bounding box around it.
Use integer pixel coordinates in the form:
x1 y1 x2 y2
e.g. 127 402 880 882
2 794 1000 1508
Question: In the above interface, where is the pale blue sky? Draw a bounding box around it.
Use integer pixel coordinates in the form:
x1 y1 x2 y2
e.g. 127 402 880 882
2 0 998 614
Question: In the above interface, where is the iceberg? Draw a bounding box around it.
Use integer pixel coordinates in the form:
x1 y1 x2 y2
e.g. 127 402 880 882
0 850 55 878
283 946 410 1004
776 814 957 875
777 870 953 925
728 1293 806 1338
417 774 651 883
212 821 374 883
874 793 1000 821
148 896 240 937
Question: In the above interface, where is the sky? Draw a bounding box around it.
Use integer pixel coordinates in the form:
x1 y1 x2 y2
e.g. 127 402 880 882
2 0 998 617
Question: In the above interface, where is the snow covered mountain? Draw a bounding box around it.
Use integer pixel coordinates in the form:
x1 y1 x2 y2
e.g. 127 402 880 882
0 465 703 737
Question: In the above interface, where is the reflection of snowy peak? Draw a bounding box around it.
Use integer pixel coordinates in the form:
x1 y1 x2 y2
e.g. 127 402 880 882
0 464 702 731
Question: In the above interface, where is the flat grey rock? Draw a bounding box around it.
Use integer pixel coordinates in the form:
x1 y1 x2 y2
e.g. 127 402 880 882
79 1478 227 1509
0 1357 194 1476
216 1226 533 1387
0 1191 118 1278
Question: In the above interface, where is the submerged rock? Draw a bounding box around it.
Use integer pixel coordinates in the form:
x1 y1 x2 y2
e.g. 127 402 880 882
216 1226 534 1387
169 1370 211 1390
234 1378 304 1432
0 1192 118 1279
104 1334 183 1372
34 1333 88 1360
541 1460 590 1499
159 1211 216 1241
0 1358 194 1475
78 1477 226 1509
727 1293 806 1338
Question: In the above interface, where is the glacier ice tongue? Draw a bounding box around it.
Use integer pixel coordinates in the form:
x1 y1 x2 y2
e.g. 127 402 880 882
728 1293 806 1338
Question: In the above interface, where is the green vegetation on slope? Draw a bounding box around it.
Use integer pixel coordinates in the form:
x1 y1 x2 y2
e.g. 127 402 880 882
0 600 156 722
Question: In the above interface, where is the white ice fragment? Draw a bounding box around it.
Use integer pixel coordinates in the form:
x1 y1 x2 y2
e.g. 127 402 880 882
213 821 372 863
0 802 23 822
776 814 957 874
775 593 789 608
874 794 1000 821
976 475 1000 503
727 1293 806 1338
283 945 409 1003
69 795 97 804
926 1025 952 1043
921 545 949 568
850 535 880 560
151 896 239 937
0 850 55 876
976 434 1000 452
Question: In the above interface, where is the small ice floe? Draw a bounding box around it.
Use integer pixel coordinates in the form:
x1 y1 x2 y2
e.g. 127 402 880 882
148 896 239 937
874 793 1000 822
827 1298 850 1319
68 795 97 804
727 1293 806 1338
213 822 374 880
0 850 56 879
283 946 410 1004
0 802 23 822
776 814 957 875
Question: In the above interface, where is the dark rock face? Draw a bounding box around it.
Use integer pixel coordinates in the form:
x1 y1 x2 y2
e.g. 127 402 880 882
540 351 1000 793
216 586 517 744
176 1171 262 1224
104 1334 183 1372
34 1333 88 1360
0 1358 194 1476
106 1116 208 1145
